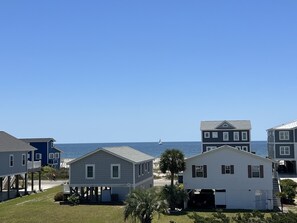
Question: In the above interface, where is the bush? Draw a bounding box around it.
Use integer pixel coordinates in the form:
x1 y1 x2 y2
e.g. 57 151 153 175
161 184 188 211
67 194 80 205
279 179 297 204
54 192 64 202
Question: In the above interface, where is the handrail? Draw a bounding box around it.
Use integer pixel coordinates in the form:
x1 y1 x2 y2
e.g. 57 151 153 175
27 160 41 170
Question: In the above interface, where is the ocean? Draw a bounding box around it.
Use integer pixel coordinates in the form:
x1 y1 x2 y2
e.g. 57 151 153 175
57 141 267 159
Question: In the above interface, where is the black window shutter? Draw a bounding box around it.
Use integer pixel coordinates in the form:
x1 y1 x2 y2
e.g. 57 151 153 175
248 165 251 178
260 165 264 178
192 165 196 178
203 165 207 178
231 165 234 174
221 165 225 174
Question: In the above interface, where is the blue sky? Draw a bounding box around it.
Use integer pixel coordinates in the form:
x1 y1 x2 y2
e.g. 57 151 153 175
0 1 296 143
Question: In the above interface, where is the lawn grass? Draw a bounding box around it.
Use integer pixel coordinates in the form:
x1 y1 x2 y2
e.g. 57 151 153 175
0 186 275 223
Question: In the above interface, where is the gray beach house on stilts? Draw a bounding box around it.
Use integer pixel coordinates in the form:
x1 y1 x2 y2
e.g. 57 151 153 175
67 146 154 203
0 131 42 201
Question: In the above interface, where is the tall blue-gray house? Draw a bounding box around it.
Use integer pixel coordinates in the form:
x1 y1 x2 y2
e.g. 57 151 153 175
21 138 62 169
68 146 154 202
0 131 41 201
201 120 252 153
267 120 297 174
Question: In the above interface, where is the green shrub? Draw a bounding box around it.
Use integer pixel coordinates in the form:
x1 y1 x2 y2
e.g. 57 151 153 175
279 179 297 204
68 194 80 205
54 192 64 202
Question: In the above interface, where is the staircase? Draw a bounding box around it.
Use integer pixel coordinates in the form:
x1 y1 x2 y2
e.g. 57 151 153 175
272 178 281 209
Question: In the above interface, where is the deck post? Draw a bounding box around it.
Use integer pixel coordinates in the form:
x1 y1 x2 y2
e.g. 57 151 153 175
100 187 102 202
0 177 2 192
31 172 34 192
16 175 19 196
38 171 41 191
7 176 11 199
95 187 98 202
24 173 28 195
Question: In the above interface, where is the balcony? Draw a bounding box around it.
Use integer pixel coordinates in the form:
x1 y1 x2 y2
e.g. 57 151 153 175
27 160 41 172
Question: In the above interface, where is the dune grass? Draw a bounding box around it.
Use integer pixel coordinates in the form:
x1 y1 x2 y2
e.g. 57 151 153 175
0 186 276 223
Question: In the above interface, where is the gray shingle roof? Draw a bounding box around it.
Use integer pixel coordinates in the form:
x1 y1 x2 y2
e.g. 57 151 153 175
0 131 37 152
68 146 154 165
21 138 55 143
200 120 251 130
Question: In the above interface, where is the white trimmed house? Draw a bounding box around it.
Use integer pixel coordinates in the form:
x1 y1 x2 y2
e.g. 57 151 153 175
183 145 278 210
68 146 154 202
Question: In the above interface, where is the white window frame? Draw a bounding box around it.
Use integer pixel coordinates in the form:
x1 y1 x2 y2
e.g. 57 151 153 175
206 146 216 151
212 132 218 138
223 132 229 141
279 131 289 140
111 164 121 179
138 164 141 176
49 153 54 159
235 146 241 150
224 165 232 174
85 164 95 179
204 132 210 138
242 146 248 151
233 132 239 141
22 154 26 166
36 153 42 160
252 165 260 178
195 166 205 178
280 146 290 155
242 131 248 141
55 152 59 159
9 154 14 167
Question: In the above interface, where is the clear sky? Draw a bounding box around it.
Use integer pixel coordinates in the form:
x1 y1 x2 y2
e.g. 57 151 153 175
0 1 296 143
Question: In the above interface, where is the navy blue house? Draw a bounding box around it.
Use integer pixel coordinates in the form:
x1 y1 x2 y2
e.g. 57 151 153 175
200 120 252 153
21 138 62 169
267 120 297 174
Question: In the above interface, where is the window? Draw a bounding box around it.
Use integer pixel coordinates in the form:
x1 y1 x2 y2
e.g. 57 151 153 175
138 164 141 176
242 132 248 141
85 164 95 179
279 131 289 140
280 146 290 155
233 132 239 141
111 164 120 179
142 163 144 175
235 146 241 150
248 165 264 178
212 132 218 138
221 165 234 174
9 154 14 167
55 153 59 159
36 153 42 160
49 153 54 159
223 132 229 141
204 132 210 138
192 165 207 178
242 146 248 151
22 154 26 166
147 162 150 173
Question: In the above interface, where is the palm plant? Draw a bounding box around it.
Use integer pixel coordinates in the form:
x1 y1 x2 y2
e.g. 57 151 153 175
159 149 186 187
124 188 168 223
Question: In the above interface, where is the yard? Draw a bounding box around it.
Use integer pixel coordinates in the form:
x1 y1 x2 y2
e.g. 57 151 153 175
0 185 292 223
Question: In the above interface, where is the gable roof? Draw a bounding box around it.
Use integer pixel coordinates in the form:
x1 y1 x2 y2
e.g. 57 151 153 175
268 120 297 130
21 138 56 143
186 145 273 163
68 146 154 165
200 120 251 131
0 131 37 152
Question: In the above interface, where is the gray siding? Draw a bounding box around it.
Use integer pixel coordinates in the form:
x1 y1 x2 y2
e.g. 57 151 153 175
275 144 295 159
70 150 133 185
295 129 297 143
135 160 153 184
267 144 275 159
0 151 27 177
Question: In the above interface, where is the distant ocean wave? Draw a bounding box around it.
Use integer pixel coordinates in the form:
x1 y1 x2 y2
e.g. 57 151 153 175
57 141 267 159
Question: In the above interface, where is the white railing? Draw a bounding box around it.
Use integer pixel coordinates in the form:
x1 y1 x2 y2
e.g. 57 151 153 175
27 160 41 170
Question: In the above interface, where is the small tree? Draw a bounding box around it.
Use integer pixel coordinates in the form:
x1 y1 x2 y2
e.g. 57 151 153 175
161 184 188 211
159 149 186 187
279 179 297 204
124 188 168 223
